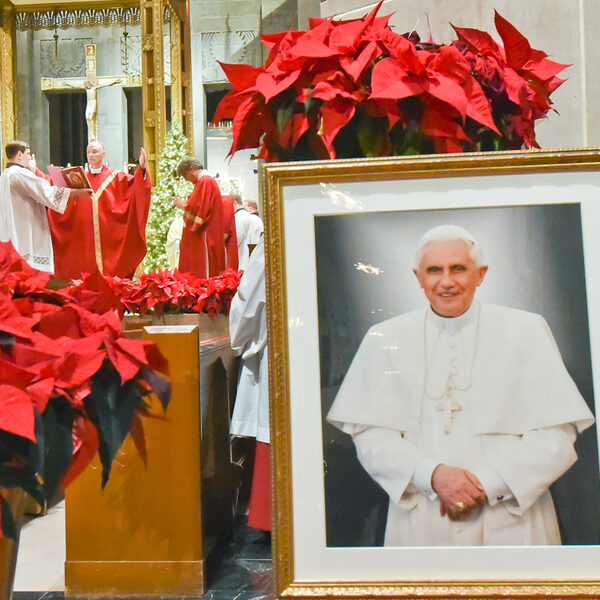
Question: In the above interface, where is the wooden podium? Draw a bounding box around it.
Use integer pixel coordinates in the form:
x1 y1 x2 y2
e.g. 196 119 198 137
64 318 238 597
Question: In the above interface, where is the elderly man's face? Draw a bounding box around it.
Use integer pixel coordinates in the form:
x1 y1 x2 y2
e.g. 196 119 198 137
86 142 105 169
413 239 488 317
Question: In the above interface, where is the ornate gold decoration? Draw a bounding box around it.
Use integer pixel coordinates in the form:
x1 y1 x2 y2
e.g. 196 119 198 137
141 32 153 51
0 4 17 154
181 0 193 150
264 148 600 600
144 113 156 127
169 7 182 124
41 73 140 90
15 7 142 31
141 0 167 182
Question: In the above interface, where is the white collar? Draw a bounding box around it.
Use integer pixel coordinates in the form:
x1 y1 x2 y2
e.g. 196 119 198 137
428 299 479 332
89 166 103 174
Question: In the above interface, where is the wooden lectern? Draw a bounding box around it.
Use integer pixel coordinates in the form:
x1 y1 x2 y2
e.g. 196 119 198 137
64 319 238 597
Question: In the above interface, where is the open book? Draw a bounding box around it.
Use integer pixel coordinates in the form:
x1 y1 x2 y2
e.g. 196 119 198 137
47 165 91 189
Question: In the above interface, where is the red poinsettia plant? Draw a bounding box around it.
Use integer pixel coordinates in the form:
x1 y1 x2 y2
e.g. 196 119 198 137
70 268 243 317
0 242 171 538
213 1 567 159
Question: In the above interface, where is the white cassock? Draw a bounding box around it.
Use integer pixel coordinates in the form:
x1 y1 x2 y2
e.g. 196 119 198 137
247 213 264 244
327 300 595 546
0 164 70 271
234 208 255 271
229 236 269 443
165 215 184 269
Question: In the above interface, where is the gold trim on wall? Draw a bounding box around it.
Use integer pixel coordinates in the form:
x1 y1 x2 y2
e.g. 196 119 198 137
141 0 166 183
0 2 16 158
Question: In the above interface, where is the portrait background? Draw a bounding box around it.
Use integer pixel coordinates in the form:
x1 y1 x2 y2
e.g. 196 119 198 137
315 203 600 546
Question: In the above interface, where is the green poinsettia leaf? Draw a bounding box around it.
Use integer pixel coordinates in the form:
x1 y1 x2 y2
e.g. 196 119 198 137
0 332 15 346
30 410 45 476
40 402 74 502
356 111 391 157
0 429 31 465
86 362 140 487
304 95 323 117
275 92 302 132
276 104 295 132
0 465 45 508
0 496 18 540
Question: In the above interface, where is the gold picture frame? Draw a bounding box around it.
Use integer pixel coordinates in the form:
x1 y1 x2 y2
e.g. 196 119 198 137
263 148 600 599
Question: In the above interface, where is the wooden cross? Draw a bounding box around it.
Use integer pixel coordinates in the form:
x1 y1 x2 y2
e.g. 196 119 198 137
41 43 141 143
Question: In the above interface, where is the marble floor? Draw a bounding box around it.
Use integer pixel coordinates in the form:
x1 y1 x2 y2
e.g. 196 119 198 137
13 502 273 600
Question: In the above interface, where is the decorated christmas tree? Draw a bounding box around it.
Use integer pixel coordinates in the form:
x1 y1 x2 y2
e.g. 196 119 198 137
142 121 193 272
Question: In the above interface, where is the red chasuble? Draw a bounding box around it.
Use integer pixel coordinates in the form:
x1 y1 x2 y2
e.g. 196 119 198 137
48 165 152 280
178 173 226 278
222 195 239 271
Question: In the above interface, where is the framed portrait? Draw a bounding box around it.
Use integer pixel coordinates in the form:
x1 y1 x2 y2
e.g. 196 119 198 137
263 149 600 598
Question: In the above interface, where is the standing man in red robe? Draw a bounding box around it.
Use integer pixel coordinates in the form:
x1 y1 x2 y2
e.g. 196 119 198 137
48 140 152 280
221 195 239 271
173 158 225 278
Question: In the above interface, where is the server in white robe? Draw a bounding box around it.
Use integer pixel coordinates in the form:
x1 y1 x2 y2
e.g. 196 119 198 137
244 201 264 244
229 235 271 530
231 193 256 271
165 215 184 269
230 235 269 444
0 140 88 271
327 225 595 546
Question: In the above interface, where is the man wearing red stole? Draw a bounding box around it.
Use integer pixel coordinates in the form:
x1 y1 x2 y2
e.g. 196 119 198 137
173 158 225 278
48 140 152 280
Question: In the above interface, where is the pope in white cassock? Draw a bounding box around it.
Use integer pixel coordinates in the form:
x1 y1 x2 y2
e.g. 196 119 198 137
327 225 595 546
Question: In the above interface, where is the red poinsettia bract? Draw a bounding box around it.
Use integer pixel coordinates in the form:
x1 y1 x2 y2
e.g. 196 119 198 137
213 3 567 160
68 268 243 317
0 241 171 538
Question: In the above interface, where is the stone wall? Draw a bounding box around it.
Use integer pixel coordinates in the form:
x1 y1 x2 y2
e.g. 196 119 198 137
320 0 598 151
189 0 319 201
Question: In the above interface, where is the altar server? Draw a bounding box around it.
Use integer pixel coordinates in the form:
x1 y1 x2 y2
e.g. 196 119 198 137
229 236 270 532
0 140 90 271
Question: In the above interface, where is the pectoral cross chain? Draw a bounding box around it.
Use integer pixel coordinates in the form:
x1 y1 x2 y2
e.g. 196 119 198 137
434 379 462 435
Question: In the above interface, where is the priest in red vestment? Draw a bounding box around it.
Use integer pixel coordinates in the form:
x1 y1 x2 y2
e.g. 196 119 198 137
222 195 239 271
48 140 152 280
173 158 226 278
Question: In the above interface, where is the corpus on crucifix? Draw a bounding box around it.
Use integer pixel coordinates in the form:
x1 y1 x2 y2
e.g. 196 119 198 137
41 43 140 143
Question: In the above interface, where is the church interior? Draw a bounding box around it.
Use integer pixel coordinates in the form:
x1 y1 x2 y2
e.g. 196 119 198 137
2 0 600 599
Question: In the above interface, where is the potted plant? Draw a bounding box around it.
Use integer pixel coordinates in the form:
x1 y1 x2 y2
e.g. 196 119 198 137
68 268 242 343
213 2 567 161
0 241 171 599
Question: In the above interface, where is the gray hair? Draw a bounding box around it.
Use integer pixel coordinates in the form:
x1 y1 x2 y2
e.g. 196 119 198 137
177 158 203 177
414 225 485 269
87 140 105 151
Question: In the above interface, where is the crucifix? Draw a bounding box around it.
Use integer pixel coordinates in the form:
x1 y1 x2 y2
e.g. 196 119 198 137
41 43 141 143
